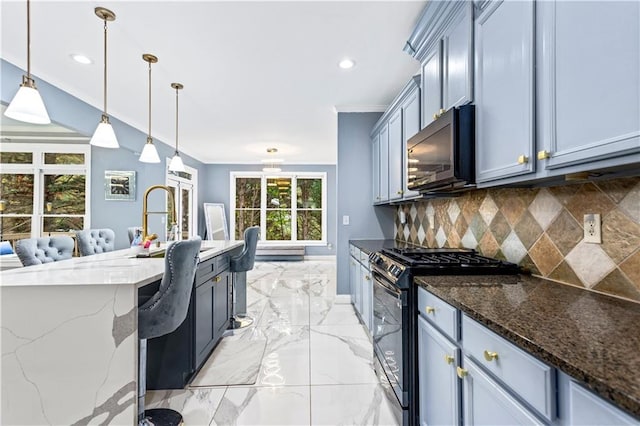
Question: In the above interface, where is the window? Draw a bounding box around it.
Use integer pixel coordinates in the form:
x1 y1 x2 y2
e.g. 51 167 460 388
230 172 326 244
0 144 90 245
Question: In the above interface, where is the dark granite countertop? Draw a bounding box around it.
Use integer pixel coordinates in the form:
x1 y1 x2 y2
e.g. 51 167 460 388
349 239 416 255
415 274 640 419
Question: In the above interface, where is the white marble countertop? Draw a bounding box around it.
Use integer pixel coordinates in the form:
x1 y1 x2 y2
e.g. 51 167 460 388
0 240 243 288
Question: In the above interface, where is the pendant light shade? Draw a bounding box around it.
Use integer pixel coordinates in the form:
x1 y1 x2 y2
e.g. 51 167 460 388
4 0 50 124
90 7 118 149
140 137 160 163
168 82 185 172
139 54 160 163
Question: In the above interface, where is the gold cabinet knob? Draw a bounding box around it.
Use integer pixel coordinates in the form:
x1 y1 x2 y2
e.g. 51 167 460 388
425 306 435 314
483 350 498 361
537 150 551 160
517 155 529 164
456 366 468 379
365 275 371 281
433 113 438 120
445 354 454 365
213 275 221 283
397 190 403 195
439 108 446 116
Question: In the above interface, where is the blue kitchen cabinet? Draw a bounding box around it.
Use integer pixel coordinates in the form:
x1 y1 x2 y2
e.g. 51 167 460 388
349 253 361 312
388 108 404 202
459 357 543 425
421 46 442 129
372 133 381 204
415 1 473 129
417 315 461 426
402 82 421 199
537 0 640 171
378 124 389 203
475 0 536 183
360 262 372 332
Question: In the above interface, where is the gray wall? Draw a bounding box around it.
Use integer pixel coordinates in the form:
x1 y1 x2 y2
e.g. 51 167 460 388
1 59 208 249
203 164 336 256
337 112 395 294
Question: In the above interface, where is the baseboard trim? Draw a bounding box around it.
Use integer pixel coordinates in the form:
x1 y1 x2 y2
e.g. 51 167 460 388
303 255 337 261
334 294 352 304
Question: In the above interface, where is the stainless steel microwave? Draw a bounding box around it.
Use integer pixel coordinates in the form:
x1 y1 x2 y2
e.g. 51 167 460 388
407 104 475 193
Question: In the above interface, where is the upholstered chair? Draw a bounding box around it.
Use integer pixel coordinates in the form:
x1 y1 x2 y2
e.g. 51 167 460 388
138 237 201 425
229 226 260 328
75 229 116 256
15 236 75 266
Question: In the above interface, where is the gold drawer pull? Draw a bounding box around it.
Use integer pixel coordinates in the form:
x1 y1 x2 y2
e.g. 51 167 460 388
537 150 551 160
517 155 529 164
456 366 468 379
365 275 371 281
445 354 454 365
397 190 403 195
433 113 439 120
425 306 435 314
483 350 498 361
213 276 221 283
439 108 446 116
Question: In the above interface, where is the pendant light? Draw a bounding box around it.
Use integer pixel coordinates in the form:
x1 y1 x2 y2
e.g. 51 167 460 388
262 148 283 173
168 83 185 172
90 7 119 148
4 0 50 124
139 54 160 163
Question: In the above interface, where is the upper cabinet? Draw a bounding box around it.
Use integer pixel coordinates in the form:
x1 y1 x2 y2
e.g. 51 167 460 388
475 0 535 183
537 0 640 171
406 1 473 128
371 77 421 205
475 0 639 186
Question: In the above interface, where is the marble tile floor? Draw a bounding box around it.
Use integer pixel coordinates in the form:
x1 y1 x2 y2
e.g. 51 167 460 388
147 259 400 425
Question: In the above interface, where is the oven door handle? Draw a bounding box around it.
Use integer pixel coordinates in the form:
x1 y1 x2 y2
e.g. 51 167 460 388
371 270 402 298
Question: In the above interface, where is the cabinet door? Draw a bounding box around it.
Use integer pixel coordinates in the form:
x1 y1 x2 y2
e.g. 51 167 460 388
539 1 640 170
475 0 535 183
443 2 473 110
402 87 421 199
349 255 358 304
417 315 460 426
379 124 390 202
569 380 638 426
360 263 372 331
461 357 542 425
212 272 230 340
372 133 381 204
195 280 214 367
421 45 442 128
388 109 403 201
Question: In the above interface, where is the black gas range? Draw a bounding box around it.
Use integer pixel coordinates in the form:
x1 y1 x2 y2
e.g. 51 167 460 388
368 247 521 426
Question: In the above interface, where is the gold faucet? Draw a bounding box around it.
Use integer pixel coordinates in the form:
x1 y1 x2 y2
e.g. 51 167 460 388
142 185 177 241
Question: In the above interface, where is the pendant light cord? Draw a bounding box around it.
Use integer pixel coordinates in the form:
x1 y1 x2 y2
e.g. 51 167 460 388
175 86 179 152
103 19 108 114
26 0 31 79
148 61 152 139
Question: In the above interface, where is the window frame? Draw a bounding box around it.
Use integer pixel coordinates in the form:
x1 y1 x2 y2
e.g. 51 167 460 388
0 143 91 239
230 171 327 245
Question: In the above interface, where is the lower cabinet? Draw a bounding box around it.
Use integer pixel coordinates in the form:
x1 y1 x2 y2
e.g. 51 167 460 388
146 252 232 390
417 287 638 425
459 357 542 425
348 244 373 336
194 270 231 368
417 315 460 426
360 262 372 331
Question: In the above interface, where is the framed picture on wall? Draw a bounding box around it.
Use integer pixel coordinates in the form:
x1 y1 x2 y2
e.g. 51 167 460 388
104 170 136 201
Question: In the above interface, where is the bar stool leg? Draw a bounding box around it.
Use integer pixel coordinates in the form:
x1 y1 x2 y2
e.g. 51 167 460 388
230 271 254 329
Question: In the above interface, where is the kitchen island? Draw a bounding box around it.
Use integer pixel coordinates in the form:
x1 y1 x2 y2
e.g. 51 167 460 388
0 240 243 425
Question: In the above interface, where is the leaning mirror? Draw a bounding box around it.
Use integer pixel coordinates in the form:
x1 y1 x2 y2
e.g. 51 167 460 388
203 203 229 240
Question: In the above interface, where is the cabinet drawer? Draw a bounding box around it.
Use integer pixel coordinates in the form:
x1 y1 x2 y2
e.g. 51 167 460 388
569 380 637 425
462 315 555 421
215 255 230 273
418 287 459 342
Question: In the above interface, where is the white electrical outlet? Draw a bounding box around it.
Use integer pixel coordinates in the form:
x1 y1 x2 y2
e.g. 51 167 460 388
583 213 602 243
342 215 350 225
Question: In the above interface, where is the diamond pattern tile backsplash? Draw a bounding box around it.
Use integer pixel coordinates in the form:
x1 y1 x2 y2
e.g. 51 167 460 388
395 177 640 302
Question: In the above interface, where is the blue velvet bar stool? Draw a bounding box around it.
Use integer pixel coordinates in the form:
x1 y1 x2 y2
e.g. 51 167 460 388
138 237 202 426
14 236 75 266
229 226 260 329
75 229 115 256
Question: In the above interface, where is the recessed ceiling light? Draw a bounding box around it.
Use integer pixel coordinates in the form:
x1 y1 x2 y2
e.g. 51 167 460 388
71 54 92 65
339 58 355 69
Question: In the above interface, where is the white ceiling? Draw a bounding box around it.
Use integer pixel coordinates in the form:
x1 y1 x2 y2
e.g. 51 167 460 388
1 1 425 164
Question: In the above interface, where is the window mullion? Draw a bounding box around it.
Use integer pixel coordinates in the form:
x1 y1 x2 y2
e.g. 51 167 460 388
291 176 297 242
260 175 267 242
